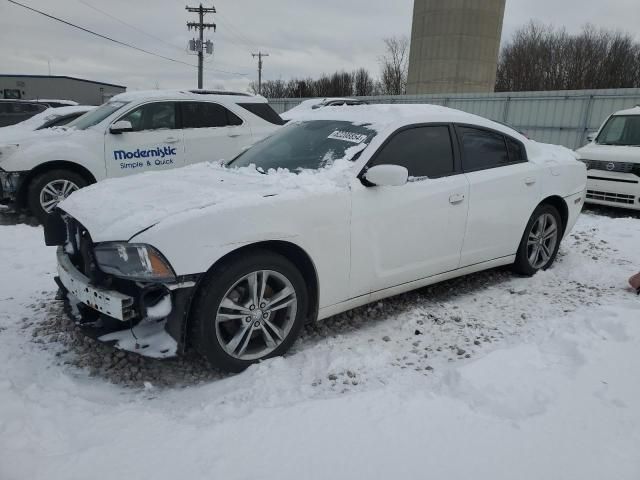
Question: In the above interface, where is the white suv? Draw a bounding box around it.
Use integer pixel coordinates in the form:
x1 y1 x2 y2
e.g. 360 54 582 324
0 89 284 221
576 106 640 210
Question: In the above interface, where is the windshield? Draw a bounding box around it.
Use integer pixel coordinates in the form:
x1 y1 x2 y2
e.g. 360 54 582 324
229 120 377 171
596 115 640 146
66 101 129 130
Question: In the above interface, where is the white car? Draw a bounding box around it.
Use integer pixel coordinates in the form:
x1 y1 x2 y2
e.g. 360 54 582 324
0 89 283 221
0 105 95 143
45 104 586 372
575 106 640 210
281 98 368 122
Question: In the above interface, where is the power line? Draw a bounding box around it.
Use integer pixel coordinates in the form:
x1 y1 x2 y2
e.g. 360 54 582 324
5 0 247 76
75 0 187 55
216 12 259 51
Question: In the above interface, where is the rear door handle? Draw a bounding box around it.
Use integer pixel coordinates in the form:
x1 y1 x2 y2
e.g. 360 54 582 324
165 136 180 143
227 133 241 138
525 177 536 185
449 193 465 204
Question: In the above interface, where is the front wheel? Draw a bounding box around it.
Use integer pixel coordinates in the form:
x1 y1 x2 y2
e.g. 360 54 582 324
513 204 563 276
27 169 88 223
191 250 309 372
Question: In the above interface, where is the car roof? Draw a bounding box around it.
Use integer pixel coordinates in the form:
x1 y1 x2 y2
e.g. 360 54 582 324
110 89 266 104
289 103 528 140
613 105 640 116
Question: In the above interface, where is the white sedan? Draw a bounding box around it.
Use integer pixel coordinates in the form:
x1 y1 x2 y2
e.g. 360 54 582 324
46 104 586 372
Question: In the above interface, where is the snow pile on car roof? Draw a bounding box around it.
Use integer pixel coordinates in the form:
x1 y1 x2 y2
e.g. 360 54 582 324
110 89 263 103
288 103 527 139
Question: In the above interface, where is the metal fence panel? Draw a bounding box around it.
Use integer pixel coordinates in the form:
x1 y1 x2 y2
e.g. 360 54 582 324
269 88 640 149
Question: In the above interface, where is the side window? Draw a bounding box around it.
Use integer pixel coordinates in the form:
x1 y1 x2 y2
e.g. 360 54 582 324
181 102 243 128
371 126 455 179
506 136 526 163
119 102 176 132
459 127 510 172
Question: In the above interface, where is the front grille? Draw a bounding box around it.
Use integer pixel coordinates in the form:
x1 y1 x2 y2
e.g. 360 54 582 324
584 159 636 173
586 190 636 205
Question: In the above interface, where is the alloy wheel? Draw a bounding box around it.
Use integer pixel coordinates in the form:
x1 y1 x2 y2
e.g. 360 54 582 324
214 270 298 361
526 212 559 269
39 179 79 213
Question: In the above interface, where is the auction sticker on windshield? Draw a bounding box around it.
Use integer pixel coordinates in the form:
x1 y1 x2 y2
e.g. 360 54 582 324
327 130 368 144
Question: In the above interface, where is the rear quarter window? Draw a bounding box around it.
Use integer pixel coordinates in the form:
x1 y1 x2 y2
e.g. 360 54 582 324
237 103 285 125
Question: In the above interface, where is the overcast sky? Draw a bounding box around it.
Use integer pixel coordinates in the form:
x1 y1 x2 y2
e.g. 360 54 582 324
1 0 638 92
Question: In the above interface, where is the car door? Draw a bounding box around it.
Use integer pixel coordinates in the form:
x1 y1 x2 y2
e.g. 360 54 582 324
456 125 541 267
180 101 249 165
104 101 185 178
350 125 470 297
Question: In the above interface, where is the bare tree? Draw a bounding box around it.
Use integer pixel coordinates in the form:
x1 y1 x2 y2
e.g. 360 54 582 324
379 36 409 95
496 22 640 91
353 68 375 96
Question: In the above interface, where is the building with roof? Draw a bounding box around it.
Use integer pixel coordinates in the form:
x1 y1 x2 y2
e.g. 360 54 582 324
0 75 126 105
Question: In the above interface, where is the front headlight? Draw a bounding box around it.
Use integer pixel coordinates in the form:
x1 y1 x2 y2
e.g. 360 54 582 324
94 243 176 282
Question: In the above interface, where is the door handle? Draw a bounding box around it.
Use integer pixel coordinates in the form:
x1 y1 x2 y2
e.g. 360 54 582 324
164 136 180 143
227 133 241 138
524 177 536 185
449 193 465 204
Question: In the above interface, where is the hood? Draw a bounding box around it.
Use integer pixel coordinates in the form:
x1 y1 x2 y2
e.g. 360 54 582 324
59 161 352 242
0 125 74 145
575 143 640 163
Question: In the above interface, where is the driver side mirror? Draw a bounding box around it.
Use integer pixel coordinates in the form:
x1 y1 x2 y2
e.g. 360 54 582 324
586 132 597 142
363 164 409 187
109 120 133 134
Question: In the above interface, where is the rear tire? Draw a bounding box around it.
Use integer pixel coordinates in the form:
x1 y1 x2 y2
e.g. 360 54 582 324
191 250 309 373
27 169 88 223
513 204 563 276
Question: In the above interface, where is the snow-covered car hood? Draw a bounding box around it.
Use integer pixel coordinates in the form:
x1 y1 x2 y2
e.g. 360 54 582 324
59 161 353 242
0 125 74 145
575 143 640 163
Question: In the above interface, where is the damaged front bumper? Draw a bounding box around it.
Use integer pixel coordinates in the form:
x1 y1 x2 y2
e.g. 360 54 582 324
55 246 198 359
0 169 26 204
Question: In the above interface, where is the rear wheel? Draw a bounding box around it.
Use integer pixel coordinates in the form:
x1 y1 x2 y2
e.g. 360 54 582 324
191 250 308 372
27 169 88 223
513 204 563 275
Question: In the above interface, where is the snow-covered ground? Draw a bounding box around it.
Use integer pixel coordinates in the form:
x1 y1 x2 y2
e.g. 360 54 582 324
1 207 639 480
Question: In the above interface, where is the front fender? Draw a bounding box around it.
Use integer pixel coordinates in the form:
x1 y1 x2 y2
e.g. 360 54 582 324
0 136 105 181
133 191 352 310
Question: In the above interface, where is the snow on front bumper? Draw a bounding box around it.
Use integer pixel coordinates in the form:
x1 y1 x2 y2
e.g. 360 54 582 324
55 246 180 358
586 170 640 210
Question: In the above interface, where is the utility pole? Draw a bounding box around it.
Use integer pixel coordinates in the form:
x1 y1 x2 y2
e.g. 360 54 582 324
186 3 216 89
251 51 269 95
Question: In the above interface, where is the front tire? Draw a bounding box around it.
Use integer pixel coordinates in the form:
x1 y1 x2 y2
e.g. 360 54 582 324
27 169 88 223
513 204 563 276
191 250 309 373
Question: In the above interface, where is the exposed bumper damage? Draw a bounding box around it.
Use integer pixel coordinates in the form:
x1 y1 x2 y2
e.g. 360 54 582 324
0 170 27 204
48 214 199 359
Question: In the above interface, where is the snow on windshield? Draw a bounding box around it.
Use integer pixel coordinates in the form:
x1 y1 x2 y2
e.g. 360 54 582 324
229 120 376 172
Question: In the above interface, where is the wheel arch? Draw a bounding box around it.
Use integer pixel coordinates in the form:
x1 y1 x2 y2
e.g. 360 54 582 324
17 160 97 207
538 195 569 236
182 240 320 351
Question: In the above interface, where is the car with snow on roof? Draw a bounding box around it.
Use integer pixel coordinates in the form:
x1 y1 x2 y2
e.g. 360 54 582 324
44 104 586 372
0 89 284 221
